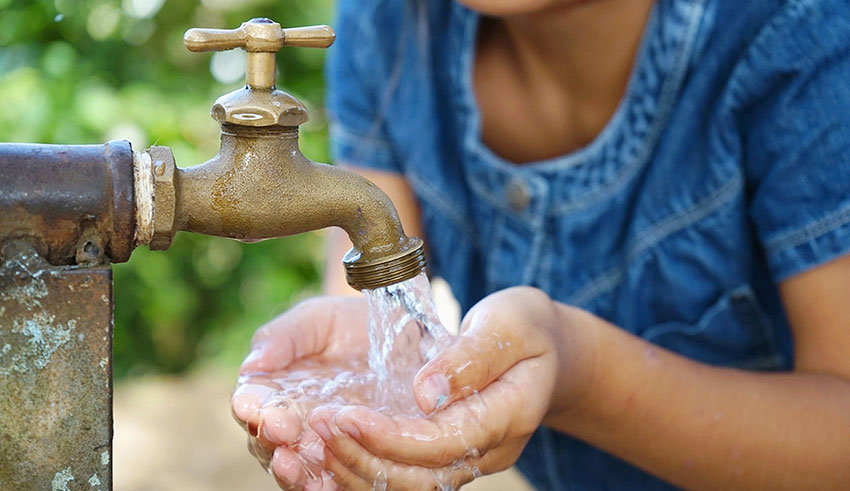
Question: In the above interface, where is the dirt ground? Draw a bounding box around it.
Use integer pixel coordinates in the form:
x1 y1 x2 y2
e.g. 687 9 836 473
113 369 533 490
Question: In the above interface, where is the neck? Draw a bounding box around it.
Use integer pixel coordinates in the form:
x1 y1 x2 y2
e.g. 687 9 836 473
494 0 655 102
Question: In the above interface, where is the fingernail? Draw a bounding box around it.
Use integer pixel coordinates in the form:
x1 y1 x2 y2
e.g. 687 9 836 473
419 373 450 412
312 419 332 440
337 419 361 439
435 394 448 410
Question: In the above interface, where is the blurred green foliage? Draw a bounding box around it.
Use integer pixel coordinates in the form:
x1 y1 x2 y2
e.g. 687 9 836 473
0 0 336 377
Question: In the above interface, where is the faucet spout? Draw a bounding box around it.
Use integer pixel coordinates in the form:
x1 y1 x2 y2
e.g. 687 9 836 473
172 125 424 290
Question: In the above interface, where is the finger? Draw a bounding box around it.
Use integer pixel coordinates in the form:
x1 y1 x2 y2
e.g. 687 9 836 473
413 289 554 413
424 439 528 489
240 296 368 375
304 471 339 491
270 446 307 488
294 429 327 470
311 407 443 487
329 405 492 468
315 409 525 488
323 427 480 491
335 357 551 467
231 382 275 428
322 449 372 491
307 406 387 484
321 428 429 489
259 402 304 446
459 435 527 476
316 421 388 484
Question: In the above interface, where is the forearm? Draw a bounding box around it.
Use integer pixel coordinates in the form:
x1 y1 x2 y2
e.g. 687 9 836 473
546 304 850 489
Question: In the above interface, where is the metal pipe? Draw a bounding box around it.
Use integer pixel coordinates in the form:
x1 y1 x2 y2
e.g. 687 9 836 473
0 141 136 265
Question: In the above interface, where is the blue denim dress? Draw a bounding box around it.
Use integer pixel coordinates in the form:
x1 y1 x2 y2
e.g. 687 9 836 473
326 0 850 488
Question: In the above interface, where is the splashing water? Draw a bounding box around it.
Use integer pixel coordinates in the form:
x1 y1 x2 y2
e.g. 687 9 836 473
234 272 467 488
364 271 452 414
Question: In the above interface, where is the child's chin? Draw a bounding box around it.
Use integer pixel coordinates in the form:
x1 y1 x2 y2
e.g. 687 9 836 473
454 0 575 17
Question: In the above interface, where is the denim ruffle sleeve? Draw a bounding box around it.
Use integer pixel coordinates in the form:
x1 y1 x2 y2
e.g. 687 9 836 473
325 0 400 173
738 0 850 282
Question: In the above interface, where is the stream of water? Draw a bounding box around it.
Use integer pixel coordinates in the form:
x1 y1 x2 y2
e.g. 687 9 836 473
234 272 464 489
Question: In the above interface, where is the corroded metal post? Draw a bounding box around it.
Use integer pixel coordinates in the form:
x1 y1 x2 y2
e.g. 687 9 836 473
0 141 129 489
0 243 113 490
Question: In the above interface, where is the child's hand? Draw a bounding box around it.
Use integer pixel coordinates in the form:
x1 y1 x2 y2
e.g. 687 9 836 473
231 296 372 490
308 287 571 490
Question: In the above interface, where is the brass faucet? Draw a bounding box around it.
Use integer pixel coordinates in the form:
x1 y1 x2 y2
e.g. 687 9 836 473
135 18 425 290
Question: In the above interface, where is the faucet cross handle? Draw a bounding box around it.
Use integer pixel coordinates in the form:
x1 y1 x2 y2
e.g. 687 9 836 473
185 18 334 89
184 19 335 127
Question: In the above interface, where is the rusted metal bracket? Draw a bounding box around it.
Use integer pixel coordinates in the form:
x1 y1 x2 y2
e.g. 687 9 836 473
0 242 112 490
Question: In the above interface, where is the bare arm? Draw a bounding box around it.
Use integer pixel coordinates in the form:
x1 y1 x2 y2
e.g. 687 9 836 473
322 164 423 296
546 254 850 489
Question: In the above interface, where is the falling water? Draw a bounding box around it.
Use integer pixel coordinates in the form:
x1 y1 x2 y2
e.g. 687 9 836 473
363 271 452 414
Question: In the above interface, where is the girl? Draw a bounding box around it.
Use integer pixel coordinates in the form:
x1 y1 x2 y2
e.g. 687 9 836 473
234 0 850 488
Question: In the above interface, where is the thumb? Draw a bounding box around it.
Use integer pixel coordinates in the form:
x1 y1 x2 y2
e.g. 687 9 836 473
413 307 533 414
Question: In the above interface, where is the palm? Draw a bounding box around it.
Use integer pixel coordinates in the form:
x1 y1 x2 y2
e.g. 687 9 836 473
231 297 373 489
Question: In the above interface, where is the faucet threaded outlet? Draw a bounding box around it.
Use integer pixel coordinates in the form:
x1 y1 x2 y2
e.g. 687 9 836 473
344 238 426 290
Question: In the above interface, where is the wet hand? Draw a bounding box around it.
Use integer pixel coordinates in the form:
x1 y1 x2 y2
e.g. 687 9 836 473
231 296 371 490
309 287 567 490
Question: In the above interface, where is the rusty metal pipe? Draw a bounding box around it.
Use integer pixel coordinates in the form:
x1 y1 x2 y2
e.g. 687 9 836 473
0 141 136 265
169 125 424 290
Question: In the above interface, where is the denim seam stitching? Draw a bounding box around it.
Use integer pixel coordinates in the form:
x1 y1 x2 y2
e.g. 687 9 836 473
330 119 394 150
465 175 515 211
631 174 742 261
568 173 743 306
763 199 850 255
551 0 706 216
522 181 550 286
725 0 813 107
485 214 507 292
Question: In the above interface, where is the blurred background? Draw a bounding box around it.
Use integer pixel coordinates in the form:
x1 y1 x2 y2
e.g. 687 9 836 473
0 0 529 488
0 0 330 378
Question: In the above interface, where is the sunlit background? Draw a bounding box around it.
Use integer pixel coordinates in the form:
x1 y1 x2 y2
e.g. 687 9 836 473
0 0 333 378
